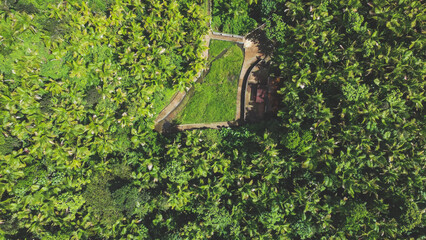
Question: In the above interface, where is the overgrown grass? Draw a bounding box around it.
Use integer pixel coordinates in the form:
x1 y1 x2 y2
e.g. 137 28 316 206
208 40 235 61
177 41 243 124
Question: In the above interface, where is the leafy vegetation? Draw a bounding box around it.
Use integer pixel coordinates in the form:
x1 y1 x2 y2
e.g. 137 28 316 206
201 0 209 17
0 0 208 238
1 0 424 239
211 0 258 35
177 40 243 123
259 0 425 238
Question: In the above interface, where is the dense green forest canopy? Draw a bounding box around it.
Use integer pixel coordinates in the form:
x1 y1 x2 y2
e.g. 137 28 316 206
1 0 425 239
211 0 257 35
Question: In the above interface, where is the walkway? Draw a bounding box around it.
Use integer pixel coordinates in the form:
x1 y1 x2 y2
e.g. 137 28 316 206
236 40 264 121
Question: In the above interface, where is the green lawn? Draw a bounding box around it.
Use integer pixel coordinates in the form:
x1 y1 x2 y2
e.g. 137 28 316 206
176 40 244 124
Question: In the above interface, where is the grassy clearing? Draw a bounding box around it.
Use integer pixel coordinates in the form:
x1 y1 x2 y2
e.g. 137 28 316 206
177 41 243 124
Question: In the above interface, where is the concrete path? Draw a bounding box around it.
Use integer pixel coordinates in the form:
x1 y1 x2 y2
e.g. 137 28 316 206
209 33 244 43
236 40 264 121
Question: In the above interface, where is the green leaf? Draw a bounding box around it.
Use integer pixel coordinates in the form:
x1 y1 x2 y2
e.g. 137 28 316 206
383 131 391 139
374 79 380 85
31 184 40 192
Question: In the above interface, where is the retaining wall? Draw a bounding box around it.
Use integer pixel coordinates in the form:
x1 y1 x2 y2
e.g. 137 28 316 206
211 31 245 39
